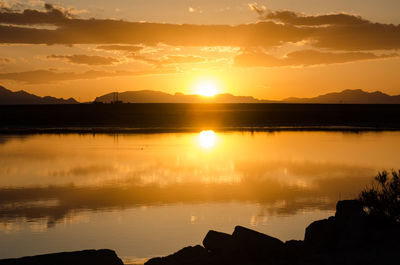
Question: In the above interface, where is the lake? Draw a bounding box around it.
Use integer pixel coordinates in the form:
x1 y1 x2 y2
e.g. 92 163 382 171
0 131 399 263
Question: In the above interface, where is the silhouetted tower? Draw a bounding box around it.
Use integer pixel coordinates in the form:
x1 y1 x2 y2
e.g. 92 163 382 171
112 89 122 104
113 91 118 103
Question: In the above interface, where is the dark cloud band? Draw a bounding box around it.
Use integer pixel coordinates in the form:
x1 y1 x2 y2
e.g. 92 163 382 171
234 50 398 67
0 68 176 84
0 4 399 51
47 54 119 65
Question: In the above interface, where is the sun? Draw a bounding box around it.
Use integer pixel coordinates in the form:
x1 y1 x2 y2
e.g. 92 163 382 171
195 80 218 97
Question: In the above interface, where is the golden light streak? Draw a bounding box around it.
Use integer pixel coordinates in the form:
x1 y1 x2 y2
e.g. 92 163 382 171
198 130 216 149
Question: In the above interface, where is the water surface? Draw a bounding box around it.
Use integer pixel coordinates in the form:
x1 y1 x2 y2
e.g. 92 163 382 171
0 131 399 262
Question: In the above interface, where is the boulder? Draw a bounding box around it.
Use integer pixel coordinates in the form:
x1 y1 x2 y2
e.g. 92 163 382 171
231 226 284 259
0 249 123 265
145 245 209 265
202 230 236 254
202 227 285 262
305 200 370 250
335 200 367 249
335 200 364 222
232 226 283 250
143 199 400 265
304 216 337 250
284 240 305 255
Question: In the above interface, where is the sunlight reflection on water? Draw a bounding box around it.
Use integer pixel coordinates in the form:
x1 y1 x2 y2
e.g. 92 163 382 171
0 131 399 260
198 130 216 149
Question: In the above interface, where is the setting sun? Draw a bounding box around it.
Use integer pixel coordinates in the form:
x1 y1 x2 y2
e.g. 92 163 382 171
1 0 399 264
195 81 219 97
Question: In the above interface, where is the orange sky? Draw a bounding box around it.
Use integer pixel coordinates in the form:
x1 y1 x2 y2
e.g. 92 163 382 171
0 0 399 101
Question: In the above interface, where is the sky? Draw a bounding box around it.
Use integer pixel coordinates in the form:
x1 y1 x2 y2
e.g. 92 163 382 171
0 0 399 101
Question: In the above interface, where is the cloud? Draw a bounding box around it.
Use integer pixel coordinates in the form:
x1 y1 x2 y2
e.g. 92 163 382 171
0 0 10 10
127 54 206 67
188 7 202 14
161 55 206 64
248 3 266 16
1 0 45 11
311 23 400 51
128 54 159 66
1 1 86 17
234 50 399 67
0 3 71 25
0 7 306 47
0 4 311 47
253 8 369 26
0 4 399 51
96 44 143 53
247 7 400 51
47 54 119 65
0 68 176 84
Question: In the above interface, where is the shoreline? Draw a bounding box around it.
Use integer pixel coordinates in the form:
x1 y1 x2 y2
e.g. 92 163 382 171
1 104 400 133
1 126 400 135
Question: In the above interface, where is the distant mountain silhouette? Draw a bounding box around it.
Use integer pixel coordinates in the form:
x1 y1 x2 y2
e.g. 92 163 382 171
95 89 400 104
2 85 400 105
0 86 78 105
94 90 274 103
283 89 400 104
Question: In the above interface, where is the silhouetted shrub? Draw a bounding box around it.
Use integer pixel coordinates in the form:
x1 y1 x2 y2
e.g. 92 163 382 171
359 170 400 223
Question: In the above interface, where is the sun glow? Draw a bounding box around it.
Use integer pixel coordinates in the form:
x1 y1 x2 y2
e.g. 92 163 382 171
195 80 219 97
199 130 216 149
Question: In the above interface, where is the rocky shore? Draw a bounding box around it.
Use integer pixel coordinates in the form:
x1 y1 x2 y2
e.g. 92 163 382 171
1 200 398 265
0 249 123 265
146 200 399 265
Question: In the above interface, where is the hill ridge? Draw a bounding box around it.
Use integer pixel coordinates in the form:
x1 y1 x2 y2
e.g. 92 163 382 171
2 85 400 104
0 86 78 105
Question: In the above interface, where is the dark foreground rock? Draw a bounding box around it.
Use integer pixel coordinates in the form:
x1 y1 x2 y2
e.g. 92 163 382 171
145 245 209 265
0 249 124 265
146 200 400 265
1 200 398 265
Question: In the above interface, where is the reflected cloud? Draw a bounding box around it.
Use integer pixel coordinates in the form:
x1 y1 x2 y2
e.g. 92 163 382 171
48 165 116 177
250 215 268 227
0 131 396 231
0 167 373 230
190 215 198 224
0 135 29 146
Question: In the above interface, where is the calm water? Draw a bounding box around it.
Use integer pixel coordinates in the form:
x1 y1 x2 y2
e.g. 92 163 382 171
0 131 399 263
